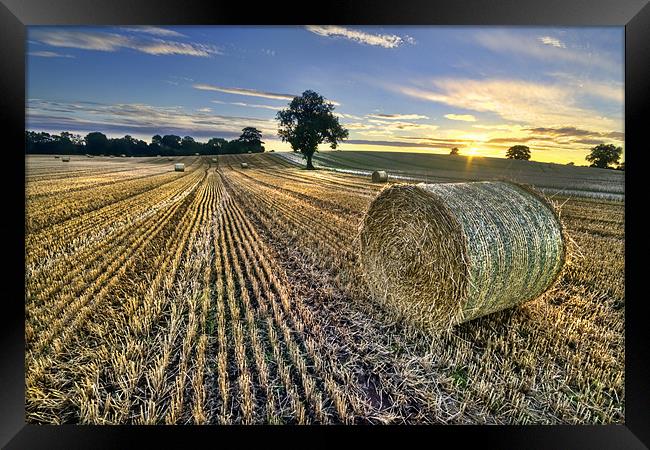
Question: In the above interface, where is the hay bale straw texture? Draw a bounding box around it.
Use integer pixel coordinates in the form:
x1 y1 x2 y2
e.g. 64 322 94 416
240 162 249 169
174 163 185 172
359 181 566 332
372 170 388 183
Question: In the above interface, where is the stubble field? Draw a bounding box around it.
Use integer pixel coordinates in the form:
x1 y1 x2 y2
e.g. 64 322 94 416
25 152 624 424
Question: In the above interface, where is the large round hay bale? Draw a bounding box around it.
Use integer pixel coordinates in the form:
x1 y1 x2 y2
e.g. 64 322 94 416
371 170 388 183
240 162 249 169
359 181 566 332
61 156 70 162
174 163 185 172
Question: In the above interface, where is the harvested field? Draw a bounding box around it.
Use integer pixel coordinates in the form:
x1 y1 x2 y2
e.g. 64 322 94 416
278 151 625 201
25 153 625 424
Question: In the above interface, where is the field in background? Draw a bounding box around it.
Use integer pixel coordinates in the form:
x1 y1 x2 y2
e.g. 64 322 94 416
25 153 624 424
278 150 625 201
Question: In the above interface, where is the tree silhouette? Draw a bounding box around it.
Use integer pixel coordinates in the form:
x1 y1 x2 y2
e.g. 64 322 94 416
585 143 623 169
85 132 109 153
276 90 348 169
237 127 265 153
506 145 531 160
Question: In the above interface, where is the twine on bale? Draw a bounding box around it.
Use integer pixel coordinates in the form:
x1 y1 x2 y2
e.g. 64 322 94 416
359 181 569 333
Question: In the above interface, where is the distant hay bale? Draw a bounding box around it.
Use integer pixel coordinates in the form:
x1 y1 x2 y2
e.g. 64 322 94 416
211 157 217 163
54 156 60 159
359 181 566 333
240 162 249 169
168 157 173 161
120 154 126 158
371 170 388 183
61 156 70 162
174 163 185 172
195 152 200 156
247 150 252 154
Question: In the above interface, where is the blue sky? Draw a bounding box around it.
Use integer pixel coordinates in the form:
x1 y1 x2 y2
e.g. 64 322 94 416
27 26 624 163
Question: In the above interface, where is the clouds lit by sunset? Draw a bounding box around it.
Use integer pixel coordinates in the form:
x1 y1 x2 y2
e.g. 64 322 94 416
27 26 624 164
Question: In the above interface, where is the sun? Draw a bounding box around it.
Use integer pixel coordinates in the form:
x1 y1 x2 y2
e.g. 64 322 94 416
467 147 479 156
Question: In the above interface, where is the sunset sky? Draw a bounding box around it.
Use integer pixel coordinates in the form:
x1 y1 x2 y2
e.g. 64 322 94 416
26 26 624 164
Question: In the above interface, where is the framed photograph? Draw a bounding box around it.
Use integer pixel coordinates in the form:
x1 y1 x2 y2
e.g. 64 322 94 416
2 0 648 447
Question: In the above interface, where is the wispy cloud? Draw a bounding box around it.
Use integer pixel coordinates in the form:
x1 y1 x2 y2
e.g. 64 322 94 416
365 119 436 131
306 26 415 48
475 30 615 72
32 30 220 57
395 77 621 132
547 72 623 103
444 113 476 122
527 126 623 140
538 36 565 48
472 123 524 132
120 26 185 37
28 51 75 58
194 84 295 100
345 136 479 150
334 112 364 120
195 83 341 105
212 99 283 111
27 99 278 139
367 113 429 120
476 125 623 150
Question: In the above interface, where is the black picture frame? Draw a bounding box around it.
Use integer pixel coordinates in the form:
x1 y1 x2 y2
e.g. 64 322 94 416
2 0 648 448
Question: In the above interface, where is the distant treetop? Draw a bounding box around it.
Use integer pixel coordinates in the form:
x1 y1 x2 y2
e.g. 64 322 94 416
585 143 622 169
506 145 531 160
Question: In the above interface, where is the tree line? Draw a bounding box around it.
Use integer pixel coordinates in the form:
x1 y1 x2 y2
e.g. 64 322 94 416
25 127 265 157
26 88 623 170
450 143 623 169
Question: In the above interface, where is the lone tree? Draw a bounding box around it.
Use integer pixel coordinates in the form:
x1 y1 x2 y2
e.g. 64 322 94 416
449 147 460 156
276 90 348 169
585 143 623 169
506 145 531 160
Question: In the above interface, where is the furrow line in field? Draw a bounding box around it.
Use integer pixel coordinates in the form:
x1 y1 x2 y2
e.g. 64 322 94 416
224 195 334 423
165 174 217 424
26 169 210 424
131 171 214 424
224 188 363 423
26 167 204 265
25 173 203 323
